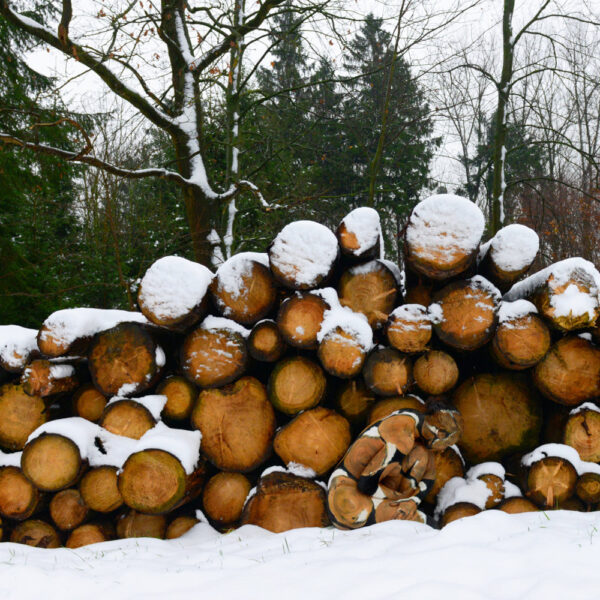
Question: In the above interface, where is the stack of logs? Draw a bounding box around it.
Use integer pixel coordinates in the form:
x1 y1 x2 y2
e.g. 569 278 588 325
2 194 600 548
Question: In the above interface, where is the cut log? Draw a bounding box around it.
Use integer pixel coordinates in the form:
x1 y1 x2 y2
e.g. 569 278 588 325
403 276 435 307
21 433 84 492
575 472 600 505
116 510 167 539
404 194 485 281
181 320 247 388
452 374 542 463
118 450 206 514
431 276 500 351
202 472 251 528
49 488 89 531
166 516 199 539
498 497 539 513
334 379 377 428
367 396 426 426
0 466 41 520
268 357 326 415
248 320 286 362
66 523 114 548
317 327 367 378
563 406 600 462
10 519 61 548
156 376 197 423
0 383 47 451
504 257 600 331
336 207 382 262
477 474 504 509
241 471 330 533
79 466 123 513
413 351 459 396
534 337 600 406
269 220 339 290
386 305 432 354
38 308 148 358
277 292 328 350
441 502 481 526
478 224 539 291
362 347 412 397
72 384 107 423
424 446 464 504
192 377 275 472
210 253 277 325
99 399 156 440
491 307 550 370
274 407 351 476
88 323 159 396
337 260 399 328
137 255 212 330
526 456 578 508
21 360 79 397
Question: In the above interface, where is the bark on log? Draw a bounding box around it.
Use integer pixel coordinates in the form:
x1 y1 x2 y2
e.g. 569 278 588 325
79 466 123 513
452 374 542 463
248 320 286 362
362 347 412 397
490 313 550 370
534 337 600 406
211 256 277 325
274 407 351 476
49 488 89 531
156 376 197 423
277 292 328 350
413 351 459 396
21 359 79 397
338 260 399 328
0 466 41 520
116 510 167 539
22 433 84 492
99 399 156 440
118 450 206 514
432 277 499 351
268 357 326 415
241 471 330 533
88 323 160 396
0 383 47 451
202 472 251 529
10 519 61 548
72 384 107 423
181 323 247 388
192 376 275 471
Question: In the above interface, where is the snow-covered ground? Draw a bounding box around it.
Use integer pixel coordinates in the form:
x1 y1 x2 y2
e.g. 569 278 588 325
2 511 600 599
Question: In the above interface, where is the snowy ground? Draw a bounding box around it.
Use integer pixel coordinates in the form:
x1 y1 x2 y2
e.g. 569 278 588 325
1 511 600 599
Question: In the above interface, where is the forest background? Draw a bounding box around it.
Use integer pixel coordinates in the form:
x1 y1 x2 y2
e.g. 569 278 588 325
0 0 598 327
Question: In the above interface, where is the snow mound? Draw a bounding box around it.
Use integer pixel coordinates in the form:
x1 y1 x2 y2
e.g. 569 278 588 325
339 207 382 257
0 325 38 370
214 252 270 304
480 224 539 272
317 305 373 352
389 305 430 330
200 315 250 338
569 402 600 416
270 221 338 287
435 476 491 518
138 256 213 321
406 194 485 260
498 299 538 323
521 443 600 476
39 308 148 348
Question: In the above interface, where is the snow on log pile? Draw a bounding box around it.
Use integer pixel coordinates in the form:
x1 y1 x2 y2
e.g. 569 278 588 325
3 194 600 549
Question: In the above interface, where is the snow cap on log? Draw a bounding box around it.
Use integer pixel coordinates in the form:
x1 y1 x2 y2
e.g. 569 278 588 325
405 194 485 280
337 207 382 261
0 325 39 372
269 220 339 289
138 255 213 329
38 308 148 357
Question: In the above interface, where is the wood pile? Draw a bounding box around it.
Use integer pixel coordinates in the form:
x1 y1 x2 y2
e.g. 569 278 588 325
2 195 600 547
